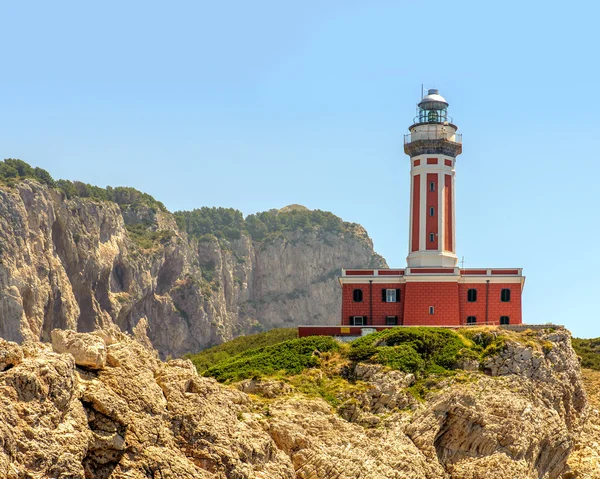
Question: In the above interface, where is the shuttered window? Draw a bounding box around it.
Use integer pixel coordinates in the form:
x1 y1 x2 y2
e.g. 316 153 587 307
382 288 401 302
467 316 476 324
353 289 363 302
500 316 510 325
500 289 511 302
467 289 477 302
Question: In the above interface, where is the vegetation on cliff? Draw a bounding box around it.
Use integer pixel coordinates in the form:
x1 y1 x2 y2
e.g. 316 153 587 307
198 327 512 384
174 204 363 243
572 337 600 370
0 158 167 212
185 328 298 372
203 336 339 382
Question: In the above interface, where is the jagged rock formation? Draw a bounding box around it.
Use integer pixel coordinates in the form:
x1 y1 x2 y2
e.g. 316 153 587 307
0 327 591 478
0 179 384 357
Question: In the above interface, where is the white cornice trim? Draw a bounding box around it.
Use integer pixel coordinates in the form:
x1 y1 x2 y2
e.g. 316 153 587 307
340 277 404 284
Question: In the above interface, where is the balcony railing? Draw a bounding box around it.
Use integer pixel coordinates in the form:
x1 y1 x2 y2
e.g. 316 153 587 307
404 132 462 144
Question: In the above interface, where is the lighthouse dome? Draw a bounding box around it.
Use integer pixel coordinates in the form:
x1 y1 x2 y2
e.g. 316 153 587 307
418 89 449 110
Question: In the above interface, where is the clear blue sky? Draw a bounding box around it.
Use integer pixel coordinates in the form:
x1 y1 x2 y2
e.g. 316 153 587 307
1 1 599 337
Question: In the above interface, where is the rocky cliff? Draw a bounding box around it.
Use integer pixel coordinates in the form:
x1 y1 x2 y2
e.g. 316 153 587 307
0 179 385 358
0 326 594 478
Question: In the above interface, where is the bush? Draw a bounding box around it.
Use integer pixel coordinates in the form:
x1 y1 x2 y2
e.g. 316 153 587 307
347 344 377 362
375 344 425 373
572 337 600 370
348 327 475 375
203 336 340 383
0 159 55 187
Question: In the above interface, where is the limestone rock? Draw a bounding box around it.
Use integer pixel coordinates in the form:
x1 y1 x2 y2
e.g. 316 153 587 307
51 328 107 369
0 180 384 358
0 338 23 371
0 329 594 478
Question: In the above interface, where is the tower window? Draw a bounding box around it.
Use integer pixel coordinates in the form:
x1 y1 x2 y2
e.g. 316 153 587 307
386 316 398 325
500 289 511 302
429 207 435 216
382 288 400 303
500 316 510 325
467 289 477 302
429 306 435 315
467 316 476 324
429 233 435 242
429 182 435 192
353 288 363 302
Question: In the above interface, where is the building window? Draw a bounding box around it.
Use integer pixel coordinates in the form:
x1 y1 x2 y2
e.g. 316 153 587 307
429 233 435 242
353 288 363 302
430 182 435 192
500 316 510 325
349 316 365 326
429 207 435 216
467 316 476 324
386 316 397 325
382 288 400 303
429 306 435 315
467 289 477 302
500 289 511 302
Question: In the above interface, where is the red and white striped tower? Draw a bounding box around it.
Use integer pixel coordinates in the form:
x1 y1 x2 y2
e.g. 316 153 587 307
404 89 463 268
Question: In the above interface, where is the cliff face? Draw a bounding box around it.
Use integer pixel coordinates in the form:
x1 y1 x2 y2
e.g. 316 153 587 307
0 180 385 357
0 327 591 478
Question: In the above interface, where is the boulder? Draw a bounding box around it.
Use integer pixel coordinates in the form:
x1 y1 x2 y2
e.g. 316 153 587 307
51 329 107 369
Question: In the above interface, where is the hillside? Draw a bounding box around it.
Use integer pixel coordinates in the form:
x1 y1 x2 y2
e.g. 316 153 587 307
572 337 600 370
0 159 385 358
0 326 593 478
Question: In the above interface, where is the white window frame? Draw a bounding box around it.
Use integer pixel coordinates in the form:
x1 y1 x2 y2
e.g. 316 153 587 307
429 306 435 315
353 316 364 326
429 206 435 216
429 233 435 242
386 289 397 303
429 182 435 192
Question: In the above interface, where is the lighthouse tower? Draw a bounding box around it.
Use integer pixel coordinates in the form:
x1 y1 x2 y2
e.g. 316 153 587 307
298 87 525 337
404 89 462 268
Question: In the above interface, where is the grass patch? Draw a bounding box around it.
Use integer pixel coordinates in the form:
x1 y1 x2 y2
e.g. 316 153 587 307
572 337 600 370
202 336 340 383
186 328 298 373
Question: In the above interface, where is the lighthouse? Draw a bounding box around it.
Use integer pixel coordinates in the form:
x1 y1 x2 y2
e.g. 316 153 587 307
405 89 461 268
298 89 525 337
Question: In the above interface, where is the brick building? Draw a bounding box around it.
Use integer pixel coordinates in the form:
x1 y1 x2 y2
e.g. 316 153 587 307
299 90 524 337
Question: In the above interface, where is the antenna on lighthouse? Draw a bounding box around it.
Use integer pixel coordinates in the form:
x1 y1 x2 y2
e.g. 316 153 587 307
460 256 465 269
421 84 424 99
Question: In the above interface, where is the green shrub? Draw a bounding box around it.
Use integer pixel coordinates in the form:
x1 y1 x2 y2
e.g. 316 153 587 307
375 344 425 373
572 337 600 370
350 327 469 373
186 328 298 373
347 344 377 362
202 336 339 383
0 159 55 187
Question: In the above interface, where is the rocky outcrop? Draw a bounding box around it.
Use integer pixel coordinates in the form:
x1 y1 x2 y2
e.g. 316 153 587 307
0 328 589 478
0 179 384 357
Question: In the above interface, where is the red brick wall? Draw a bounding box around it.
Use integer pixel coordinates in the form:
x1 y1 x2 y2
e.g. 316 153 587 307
426 173 438 250
342 283 405 326
403 282 460 326
459 282 522 325
412 175 420 252
487 283 522 324
341 281 522 326
444 174 453 252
